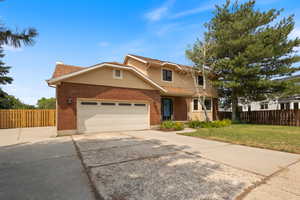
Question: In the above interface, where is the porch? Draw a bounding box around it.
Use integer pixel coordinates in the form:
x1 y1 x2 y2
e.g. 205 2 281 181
161 96 218 122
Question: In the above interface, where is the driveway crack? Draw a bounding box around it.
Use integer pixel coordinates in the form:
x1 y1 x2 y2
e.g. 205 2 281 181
236 158 300 200
88 151 178 169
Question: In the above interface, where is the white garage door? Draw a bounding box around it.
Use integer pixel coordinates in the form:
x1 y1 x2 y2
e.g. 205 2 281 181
77 100 150 133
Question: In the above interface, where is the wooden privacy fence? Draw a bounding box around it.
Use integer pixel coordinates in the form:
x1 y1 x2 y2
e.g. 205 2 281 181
219 110 300 126
0 109 56 129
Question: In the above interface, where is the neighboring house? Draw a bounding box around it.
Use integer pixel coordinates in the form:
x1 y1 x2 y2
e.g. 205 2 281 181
47 54 218 135
219 75 300 112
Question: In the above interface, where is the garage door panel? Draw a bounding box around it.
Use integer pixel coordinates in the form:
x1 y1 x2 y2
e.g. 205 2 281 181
77 100 149 133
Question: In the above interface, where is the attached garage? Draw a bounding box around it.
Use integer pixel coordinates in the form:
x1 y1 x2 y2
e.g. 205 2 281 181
77 99 150 133
48 62 164 135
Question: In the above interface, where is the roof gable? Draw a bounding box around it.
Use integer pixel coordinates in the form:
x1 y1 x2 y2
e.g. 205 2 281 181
125 54 193 71
47 62 167 93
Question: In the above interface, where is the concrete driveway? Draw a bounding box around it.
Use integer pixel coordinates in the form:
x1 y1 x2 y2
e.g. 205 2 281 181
73 129 300 200
1 127 299 200
0 127 96 200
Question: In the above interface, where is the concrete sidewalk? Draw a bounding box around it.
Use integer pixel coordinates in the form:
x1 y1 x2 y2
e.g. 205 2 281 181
0 127 95 200
0 127 57 147
123 129 300 177
245 161 300 200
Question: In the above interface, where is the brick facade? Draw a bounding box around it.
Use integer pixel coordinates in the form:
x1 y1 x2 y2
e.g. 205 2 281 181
56 82 161 131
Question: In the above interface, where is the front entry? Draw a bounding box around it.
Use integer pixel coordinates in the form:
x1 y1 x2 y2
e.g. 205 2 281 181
161 98 173 121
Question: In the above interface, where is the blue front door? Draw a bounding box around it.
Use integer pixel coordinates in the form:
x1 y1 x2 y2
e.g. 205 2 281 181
162 98 173 121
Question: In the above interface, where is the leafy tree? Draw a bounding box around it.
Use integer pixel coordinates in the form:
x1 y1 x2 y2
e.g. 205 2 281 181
187 0 300 120
0 91 35 109
37 97 56 109
187 41 210 121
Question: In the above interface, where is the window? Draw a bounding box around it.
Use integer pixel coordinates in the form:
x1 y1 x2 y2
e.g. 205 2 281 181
294 102 299 110
260 104 264 110
286 103 290 110
260 103 268 110
134 103 146 106
280 103 290 110
81 102 97 105
162 69 172 82
248 105 251 112
197 76 204 86
119 103 131 106
193 99 198 111
203 99 212 111
101 102 116 106
113 69 123 79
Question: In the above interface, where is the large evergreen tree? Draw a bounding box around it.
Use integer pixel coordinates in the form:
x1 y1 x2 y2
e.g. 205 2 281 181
187 0 300 120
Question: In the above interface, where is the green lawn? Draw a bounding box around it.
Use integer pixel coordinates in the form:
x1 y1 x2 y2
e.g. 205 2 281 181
179 124 300 154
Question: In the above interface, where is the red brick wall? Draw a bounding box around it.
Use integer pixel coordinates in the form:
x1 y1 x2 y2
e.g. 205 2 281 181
56 82 161 131
173 97 188 121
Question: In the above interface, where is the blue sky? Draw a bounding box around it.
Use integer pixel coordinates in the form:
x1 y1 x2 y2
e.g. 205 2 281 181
1 0 300 105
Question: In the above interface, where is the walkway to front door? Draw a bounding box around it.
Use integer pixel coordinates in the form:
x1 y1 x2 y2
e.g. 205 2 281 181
161 98 173 121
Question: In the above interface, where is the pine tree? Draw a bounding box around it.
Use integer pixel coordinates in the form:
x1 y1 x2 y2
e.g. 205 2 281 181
0 2 37 108
187 0 300 120
0 47 12 85
0 25 37 86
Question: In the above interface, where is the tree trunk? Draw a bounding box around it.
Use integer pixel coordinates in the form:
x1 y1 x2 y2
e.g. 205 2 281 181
199 96 209 122
232 96 239 121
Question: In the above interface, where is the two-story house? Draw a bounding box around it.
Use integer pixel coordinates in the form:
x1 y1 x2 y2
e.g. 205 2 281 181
47 54 218 135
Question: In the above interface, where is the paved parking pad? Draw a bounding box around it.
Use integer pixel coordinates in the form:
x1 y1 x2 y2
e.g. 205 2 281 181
74 132 262 200
0 135 95 200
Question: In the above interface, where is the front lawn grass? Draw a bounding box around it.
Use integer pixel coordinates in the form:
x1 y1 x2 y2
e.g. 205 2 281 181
178 124 300 154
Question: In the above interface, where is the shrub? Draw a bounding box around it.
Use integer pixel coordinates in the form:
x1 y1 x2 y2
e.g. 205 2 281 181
174 122 184 131
188 120 203 128
188 119 232 128
160 121 184 131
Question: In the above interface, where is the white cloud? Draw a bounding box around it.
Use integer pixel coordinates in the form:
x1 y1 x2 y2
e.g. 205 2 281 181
290 27 300 39
2 45 23 52
99 41 110 47
170 4 213 19
290 28 300 52
145 0 175 22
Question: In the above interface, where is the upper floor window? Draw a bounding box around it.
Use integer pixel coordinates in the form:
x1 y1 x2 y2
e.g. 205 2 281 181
162 69 172 82
197 75 204 86
113 69 123 79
